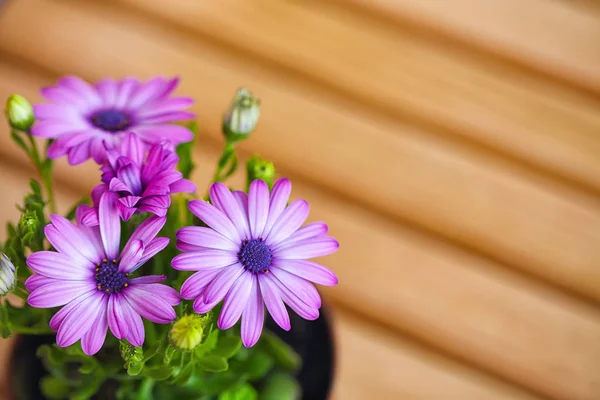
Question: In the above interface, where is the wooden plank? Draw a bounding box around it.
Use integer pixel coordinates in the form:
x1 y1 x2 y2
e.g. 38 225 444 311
1 62 599 399
3 0 600 306
339 0 600 94
117 0 600 197
0 170 539 400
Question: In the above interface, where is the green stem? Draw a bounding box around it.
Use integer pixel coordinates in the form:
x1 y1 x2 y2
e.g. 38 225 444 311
27 135 56 214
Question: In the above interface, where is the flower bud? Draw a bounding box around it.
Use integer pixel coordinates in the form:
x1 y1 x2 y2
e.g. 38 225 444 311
0 252 16 297
222 88 261 140
5 94 34 132
169 314 206 351
246 155 276 189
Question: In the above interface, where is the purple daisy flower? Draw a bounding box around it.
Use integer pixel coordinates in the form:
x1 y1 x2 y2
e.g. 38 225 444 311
172 179 339 347
26 194 180 355
79 133 196 225
32 75 195 165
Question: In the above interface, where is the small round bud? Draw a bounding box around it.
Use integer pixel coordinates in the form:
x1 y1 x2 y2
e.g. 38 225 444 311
0 252 16 297
5 94 34 132
246 155 276 189
223 87 261 140
169 314 206 351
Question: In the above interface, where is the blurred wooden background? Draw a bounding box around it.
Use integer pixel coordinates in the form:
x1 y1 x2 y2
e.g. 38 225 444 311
1 0 600 399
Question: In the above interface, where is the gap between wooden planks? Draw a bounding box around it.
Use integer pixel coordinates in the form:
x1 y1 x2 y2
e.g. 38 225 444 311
2 0 600 308
0 164 541 400
1 61 599 399
116 0 600 198
337 0 600 96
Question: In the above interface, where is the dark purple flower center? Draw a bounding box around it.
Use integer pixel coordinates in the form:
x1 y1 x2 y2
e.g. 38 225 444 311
95 259 129 294
238 239 272 274
91 109 131 133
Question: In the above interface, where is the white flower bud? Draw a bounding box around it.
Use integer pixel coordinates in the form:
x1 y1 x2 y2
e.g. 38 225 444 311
0 252 16 296
223 88 261 139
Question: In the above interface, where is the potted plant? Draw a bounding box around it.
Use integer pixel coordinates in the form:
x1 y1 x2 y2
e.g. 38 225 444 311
0 77 339 399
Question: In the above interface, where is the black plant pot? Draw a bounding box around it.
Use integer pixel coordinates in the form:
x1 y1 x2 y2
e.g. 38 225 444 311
8 310 335 400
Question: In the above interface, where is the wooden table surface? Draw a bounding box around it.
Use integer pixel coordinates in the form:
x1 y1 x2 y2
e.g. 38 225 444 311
1 0 600 399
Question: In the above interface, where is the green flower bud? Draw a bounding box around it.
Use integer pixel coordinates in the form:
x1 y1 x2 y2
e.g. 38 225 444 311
223 88 261 140
0 252 16 297
246 155 276 189
5 94 34 132
169 314 207 351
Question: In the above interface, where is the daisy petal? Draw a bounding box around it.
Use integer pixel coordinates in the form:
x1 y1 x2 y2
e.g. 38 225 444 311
193 294 221 314
99 193 121 260
119 240 144 273
107 294 129 339
28 281 95 308
263 178 292 237
248 180 269 239
137 284 181 306
270 268 321 308
125 286 176 324
210 183 250 239
171 250 238 271
81 304 108 355
273 237 339 259
119 296 145 346
258 273 291 331
271 222 328 251
218 271 253 330
129 275 166 285
49 291 96 331
26 251 94 279
265 199 309 245
49 214 102 264
272 259 338 286
56 292 106 348
176 227 239 251
25 274 55 292
128 216 167 244
203 264 245 304
180 269 221 300
241 275 264 347
188 200 241 243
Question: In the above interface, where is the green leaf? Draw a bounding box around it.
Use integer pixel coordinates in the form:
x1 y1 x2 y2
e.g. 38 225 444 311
0 304 12 338
259 372 301 400
135 378 155 400
143 365 174 381
219 383 257 400
209 336 242 359
10 131 31 156
29 179 42 196
237 351 274 381
195 326 219 357
260 331 301 371
40 376 70 400
197 355 228 372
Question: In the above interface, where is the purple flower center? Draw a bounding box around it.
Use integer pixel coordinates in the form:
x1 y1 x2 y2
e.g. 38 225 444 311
90 109 131 133
238 239 272 274
95 259 129 294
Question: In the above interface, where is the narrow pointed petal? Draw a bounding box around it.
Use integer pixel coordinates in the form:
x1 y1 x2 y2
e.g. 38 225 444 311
180 269 221 300
271 222 328 251
218 272 253 330
258 274 291 331
107 294 128 339
265 200 309 245
193 294 220 314
171 251 238 271
232 191 248 215
133 237 170 271
125 286 176 324
169 179 196 194
129 275 166 284
81 305 108 355
262 178 292 237
241 275 264 347
27 251 94 279
99 193 121 260
136 284 181 306
203 264 245 304
28 281 95 308
49 214 101 263
270 268 321 308
188 200 241 243
272 259 338 286
25 274 54 292
210 183 250 239
119 240 144 273
271 276 319 321
56 292 106 348
248 180 269 239
119 297 145 346
176 227 239 251
273 237 339 259
49 291 96 331
128 216 167 245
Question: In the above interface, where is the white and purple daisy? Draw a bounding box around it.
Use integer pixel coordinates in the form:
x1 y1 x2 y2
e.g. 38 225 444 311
26 194 180 355
172 179 339 347
79 133 196 225
32 76 195 165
